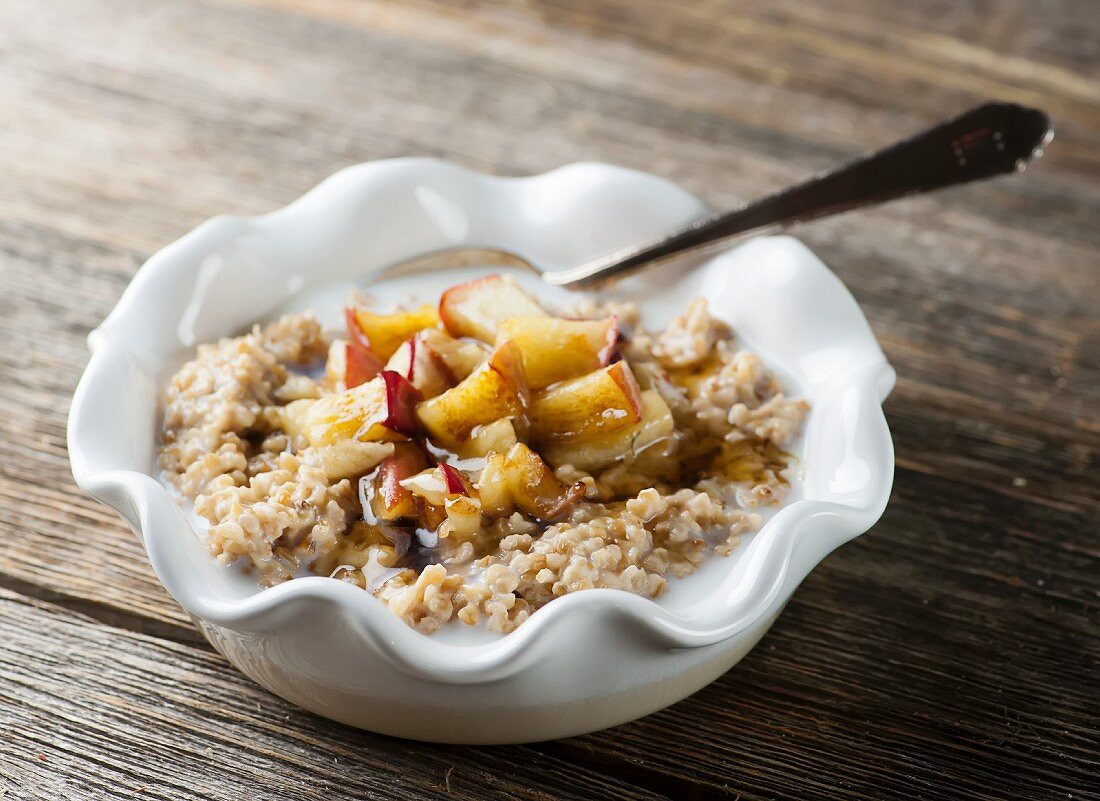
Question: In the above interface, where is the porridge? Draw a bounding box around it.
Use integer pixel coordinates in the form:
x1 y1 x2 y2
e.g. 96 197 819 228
159 275 809 634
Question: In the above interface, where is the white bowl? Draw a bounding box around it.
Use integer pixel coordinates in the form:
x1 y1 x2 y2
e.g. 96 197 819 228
68 159 895 744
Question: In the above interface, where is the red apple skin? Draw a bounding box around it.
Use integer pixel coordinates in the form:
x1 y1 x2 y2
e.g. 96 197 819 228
596 316 620 366
403 336 419 383
608 360 643 418
345 342 382 388
386 335 456 398
371 443 427 520
528 361 643 442
344 307 384 387
345 307 376 353
438 462 469 496
378 370 423 436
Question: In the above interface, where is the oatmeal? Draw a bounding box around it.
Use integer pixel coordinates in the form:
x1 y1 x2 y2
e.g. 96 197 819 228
159 275 809 634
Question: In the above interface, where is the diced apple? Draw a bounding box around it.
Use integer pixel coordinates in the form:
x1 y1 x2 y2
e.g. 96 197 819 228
496 316 618 389
458 418 519 458
475 443 584 521
344 308 382 356
346 341 383 389
304 371 421 447
438 462 470 496
365 443 428 521
313 440 395 480
384 334 456 398
337 312 384 388
399 464 476 534
417 499 448 533
419 328 490 380
528 361 642 442
442 494 482 539
399 468 450 507
438 274 546 341
415 340 529 448
476 452 512 517
351 304 440 360
541 389 674 470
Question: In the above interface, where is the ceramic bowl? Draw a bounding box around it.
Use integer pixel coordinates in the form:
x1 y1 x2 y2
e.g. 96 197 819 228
68 158 895 744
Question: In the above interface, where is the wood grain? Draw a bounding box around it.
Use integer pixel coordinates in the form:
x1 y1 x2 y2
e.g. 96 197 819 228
0 588 665 801
0 0 1097 798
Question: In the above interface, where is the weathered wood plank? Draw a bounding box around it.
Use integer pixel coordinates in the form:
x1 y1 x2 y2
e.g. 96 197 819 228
0 587 668 801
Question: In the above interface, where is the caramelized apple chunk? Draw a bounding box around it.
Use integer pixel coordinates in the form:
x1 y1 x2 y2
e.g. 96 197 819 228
439 274 546 341
415 340 529 448
496 315 618 389
303 371 421 447
384 334 456 399
399 463 482 537
541 389 674 470
419 328 490 380
313 440 395 481
528 361 642 442
475 443 584 521
458 418 519 459
324 337 382 392
350 304 440 360
364 443 428 522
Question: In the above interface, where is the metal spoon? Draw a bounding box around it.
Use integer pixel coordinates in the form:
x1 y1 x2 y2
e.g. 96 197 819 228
380 102 1052 289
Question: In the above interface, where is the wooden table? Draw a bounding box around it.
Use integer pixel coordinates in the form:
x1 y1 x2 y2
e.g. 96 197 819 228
2 1 1096 798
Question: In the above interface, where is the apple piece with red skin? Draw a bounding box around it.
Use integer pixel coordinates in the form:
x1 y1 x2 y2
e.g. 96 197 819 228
367 443 428 522
475 443 584 521
340 309 385 386
304 370 422 447
415 340 530 448
541 389 674 470
323 338 381 391
398 463 475 533
376 370 423 436
344 307 376 354
345 341 384 389
528 361 643 442
399 465 468 506
495 315 618 389
438 462 470 496
438 274 546 342
350 304 440 360
438 463 482 538
384 334 456 398
419 328 490 380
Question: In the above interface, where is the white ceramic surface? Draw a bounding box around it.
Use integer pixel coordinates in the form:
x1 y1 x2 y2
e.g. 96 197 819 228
68 159 895 743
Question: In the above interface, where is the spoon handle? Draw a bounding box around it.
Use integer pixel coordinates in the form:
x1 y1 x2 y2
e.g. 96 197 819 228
545 102 1052 288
